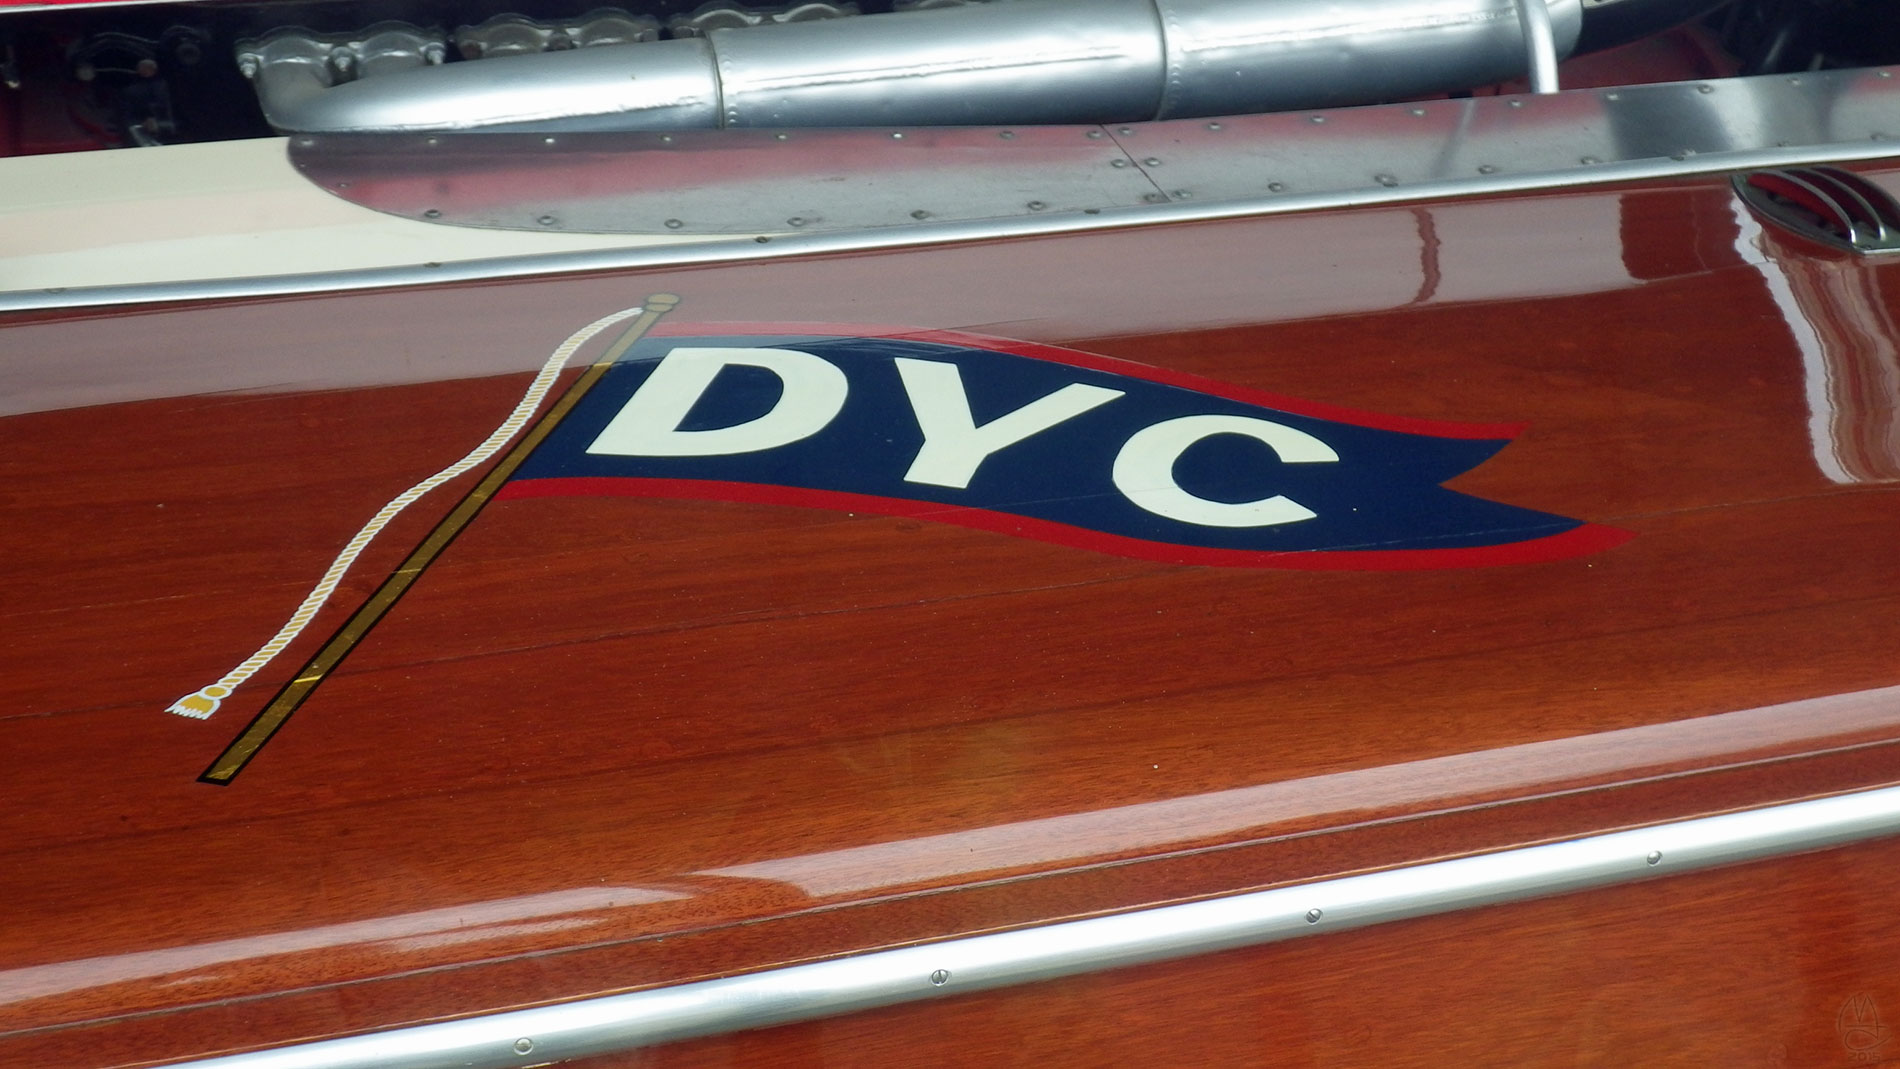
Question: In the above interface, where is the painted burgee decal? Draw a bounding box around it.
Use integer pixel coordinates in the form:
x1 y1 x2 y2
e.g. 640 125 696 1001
172 296 1628 784
501 326 1625 569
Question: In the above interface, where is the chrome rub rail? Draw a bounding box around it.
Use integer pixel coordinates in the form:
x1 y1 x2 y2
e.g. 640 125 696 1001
169 784 1900 1069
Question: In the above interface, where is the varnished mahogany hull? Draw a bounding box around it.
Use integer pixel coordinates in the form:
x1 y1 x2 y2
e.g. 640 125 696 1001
4 173 1900 1066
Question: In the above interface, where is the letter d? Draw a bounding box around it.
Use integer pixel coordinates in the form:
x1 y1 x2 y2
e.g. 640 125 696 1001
587 347 848 456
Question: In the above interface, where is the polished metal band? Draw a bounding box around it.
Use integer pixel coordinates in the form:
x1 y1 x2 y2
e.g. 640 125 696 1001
4 66 1898 313
167 783 1900 1069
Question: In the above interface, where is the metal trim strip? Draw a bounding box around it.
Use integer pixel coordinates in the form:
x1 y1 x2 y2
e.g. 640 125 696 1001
165 783 1900 1069
8 137 1899 315
7 66 1900 312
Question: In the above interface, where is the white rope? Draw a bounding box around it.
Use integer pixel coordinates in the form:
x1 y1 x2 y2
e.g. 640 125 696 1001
166 305 649 719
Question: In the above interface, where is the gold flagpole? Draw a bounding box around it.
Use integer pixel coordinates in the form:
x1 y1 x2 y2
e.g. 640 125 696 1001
200 294 680 785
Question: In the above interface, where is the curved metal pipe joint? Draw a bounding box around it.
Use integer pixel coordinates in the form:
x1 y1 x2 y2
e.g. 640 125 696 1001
1513 0 1563 93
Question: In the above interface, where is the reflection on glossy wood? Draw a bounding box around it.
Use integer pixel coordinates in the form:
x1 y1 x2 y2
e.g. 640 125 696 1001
585 836 1900 1068
3 173 1900 1066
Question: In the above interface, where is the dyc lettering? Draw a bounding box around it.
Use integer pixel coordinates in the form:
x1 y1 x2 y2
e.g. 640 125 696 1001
502 329 1628 569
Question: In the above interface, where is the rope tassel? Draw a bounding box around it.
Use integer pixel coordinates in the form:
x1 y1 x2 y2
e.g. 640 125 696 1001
167 295 679 726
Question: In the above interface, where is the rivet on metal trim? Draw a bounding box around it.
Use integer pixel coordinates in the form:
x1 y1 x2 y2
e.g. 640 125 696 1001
537 215 556 226
513 1038 534 1055
423 209 441 218
1143 157 1162 166
1646 851 1663 866
664 219 684 229
1026 201 1046 211
910 209 930 219
1375 173 1399 186
1477 164 1498 174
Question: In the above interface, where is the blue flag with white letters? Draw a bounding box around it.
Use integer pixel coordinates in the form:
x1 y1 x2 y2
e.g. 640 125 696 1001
499 329 1628 569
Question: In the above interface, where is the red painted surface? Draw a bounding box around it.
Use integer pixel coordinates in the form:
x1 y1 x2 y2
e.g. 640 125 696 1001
4 171 1900 1065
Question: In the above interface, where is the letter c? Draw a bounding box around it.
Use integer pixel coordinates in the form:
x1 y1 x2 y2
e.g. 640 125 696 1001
1111 414 1338 527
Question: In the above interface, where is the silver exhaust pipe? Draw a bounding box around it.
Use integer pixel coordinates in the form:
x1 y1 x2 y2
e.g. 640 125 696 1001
242 0 1585 134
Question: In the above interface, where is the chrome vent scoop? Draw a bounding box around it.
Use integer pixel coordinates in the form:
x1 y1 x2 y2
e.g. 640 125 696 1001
1736 166 1900 255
